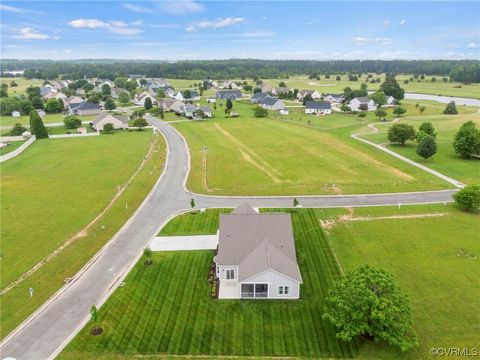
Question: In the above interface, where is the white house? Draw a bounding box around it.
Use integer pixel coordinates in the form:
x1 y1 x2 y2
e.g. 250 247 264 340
349 97 377 112
11 111 20 117
134 92 156 106
386 96 396 107
260 96 286 111
297 89 321 100
271 87 289 96
304 101 331 115
91 113 129 131
175 90 200 101
214 203 302 299
206 97 216 103
323 94 345 104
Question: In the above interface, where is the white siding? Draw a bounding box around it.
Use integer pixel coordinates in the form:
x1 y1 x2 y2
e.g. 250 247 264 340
242 270 301 299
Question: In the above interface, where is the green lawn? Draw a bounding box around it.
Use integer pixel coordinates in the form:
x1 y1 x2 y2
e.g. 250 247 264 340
0 77 43 96
362 112 480 184
47 125 96 135
0 140 25 155
0 113 96 127
326 204 480 359
173 101 452 195
0 131 166 337
59 208 357 359
60 205 480 360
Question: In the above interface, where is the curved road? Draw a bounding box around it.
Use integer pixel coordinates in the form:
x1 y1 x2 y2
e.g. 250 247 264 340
0 114 459 360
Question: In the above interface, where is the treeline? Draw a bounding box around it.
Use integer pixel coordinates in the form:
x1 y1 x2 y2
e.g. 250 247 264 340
1 59 479 82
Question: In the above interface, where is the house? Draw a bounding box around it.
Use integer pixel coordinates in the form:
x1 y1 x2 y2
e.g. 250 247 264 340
175 90 200 101
92 112 129 131
271 87 289 96
181 104 213 119
280 109 289 115
215 89 242 100
304 101 332 115
206 97 216 103
134 92 156 106
386 96 396 107
259 83 273 93
64 96 84 109
160 99 185 113
36 109 46 117
43 92 67 101
40 85 56 97
68 102 102 116
214 203 302 299
348 97 377 112
199 106 213 118
12 111 20 117
297 89 321 100
218 80 239 89
250 92 268 104
111 87 129 99
260 96 286 111
323 94 345 104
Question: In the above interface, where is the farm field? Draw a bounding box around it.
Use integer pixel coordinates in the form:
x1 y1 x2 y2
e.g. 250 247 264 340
0 77 43 96
173 101 452 195
362 112 480 184
0 113 96 128
326 204 480 359
59 208 358 359
0 131 166 337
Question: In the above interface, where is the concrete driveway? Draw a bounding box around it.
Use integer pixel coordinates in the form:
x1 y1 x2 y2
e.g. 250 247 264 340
150 234 218 251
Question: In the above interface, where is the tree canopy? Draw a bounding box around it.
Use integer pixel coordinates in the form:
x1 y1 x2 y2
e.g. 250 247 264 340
388 123 416 145
29 110 49 139
453 121 480 158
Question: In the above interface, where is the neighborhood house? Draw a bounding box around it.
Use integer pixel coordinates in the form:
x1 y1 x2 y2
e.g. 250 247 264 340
297 89 321 100
304 101 332 115
214 203 302 300
92 113 129 131
134 92 156 106
260 96 286 111
68 102 102 116
215 89 243 100
348 97 377 112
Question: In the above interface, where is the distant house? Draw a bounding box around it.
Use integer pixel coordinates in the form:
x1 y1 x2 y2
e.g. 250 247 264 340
304 101 332 115
92 112 128 131
214 202 302 299
40 85 56 98
175 90 200 101
199 106 213 118
297 89 321 100
259 83 273 93
250 92 268 104
161 99 185 113
323 94 345 104
36 109 46 117
206 97 216 103
215 89 242 100
181 104 212 119
12 111 20 117
111 87 129 99
349 97 377 112
43 92 67 101
64 96 84 109
134 92 156 106
271 87 289 96
260 96 286 111
165 88 176 98
386 96 396 107
218 80 239 89
68 102 102 116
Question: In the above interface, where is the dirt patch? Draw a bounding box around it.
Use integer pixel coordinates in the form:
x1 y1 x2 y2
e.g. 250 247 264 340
201 149 214 192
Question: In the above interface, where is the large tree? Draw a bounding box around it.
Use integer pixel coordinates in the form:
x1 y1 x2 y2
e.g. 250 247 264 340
144 97 153 110
117 92 130 105
370 91 387 107
101 84 111 96
453 121 480 158
226 98 233 110
44 98 63 113
104 97 116 111
416 135 437 159
29 110 49 139
323 265 418 351
380 73 405 100
388 123 416 145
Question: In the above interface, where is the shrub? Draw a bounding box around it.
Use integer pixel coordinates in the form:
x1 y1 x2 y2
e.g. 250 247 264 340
254 106 268 118
102 123 114 133
443 101 458 114
132 117 148 130
416 135 437 159
64 115 82 129
10 123 27 136
453 184 480 211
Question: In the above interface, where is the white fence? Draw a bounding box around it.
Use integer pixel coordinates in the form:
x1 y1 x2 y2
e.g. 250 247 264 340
0 136 36 163
49 132 100 139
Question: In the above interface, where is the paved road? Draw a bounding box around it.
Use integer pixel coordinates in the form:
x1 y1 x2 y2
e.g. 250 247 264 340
0 114 459 360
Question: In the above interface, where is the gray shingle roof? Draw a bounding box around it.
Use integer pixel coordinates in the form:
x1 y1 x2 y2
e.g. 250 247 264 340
216 203 302 283
216 89 242 99
251 92 268 103
305 101 331 110
355 97 371 103
70 102 102 111
92 112 129 125
260 95 280 106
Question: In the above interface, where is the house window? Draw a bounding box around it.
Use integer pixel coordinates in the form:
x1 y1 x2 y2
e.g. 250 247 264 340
226 269 235 280
278 286 290 295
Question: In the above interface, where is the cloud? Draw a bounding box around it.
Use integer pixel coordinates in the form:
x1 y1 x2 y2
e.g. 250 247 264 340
159 0 204 15
383 20 390 24
69 18 143 36
122 3 153 14
0 4 23 12
13 27 50 40
466 42 479 48
353 37 393 46
400 19 407 25
187 17 245 31
240 31 274 38
262 16 267 20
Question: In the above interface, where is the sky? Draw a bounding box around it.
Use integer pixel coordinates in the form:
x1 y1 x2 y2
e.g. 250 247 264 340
1 1 479 60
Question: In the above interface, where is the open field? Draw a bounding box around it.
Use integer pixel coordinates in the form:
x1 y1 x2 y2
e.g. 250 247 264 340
0 113 96 128
0 131 166 337
173 101 452 195
0 77 43 96
59 208 358 359
362 112 480 184
326 204 480 359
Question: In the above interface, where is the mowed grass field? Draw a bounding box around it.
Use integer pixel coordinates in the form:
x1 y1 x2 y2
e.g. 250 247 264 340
0 140 25 155
0 77 43 96
325 204 480 359
174 101 452 195
59 208 358 359
0 113 96 128
1 131 166 337
363 112 480 184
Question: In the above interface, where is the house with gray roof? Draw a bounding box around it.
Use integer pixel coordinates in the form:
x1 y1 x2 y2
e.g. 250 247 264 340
260 96 286 111
175 90 200 101
68 102 102 116
215 89 242 100
92 112 129 131
324 93 345 104
214 203 302 299
304 101 332 115
250 92 268 104
348 97 377 112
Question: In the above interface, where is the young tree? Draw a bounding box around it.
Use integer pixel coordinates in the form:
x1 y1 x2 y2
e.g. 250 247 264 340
453 121 480 158
143 247 153 265
104 97 116 111
370 91 387 107
453 184 480 211
132 117 148 130
64 115 82 129
323 265 418 351
10 123 27 136
118 92 130 105
418 121 436 138
279 81 287 87
443 101 458 114
101 84 111 96
388 123 416 145
254 106 268 118
416 135 437 159
419 106 426 113
393 106 407 117
144 97 153 110
102 123 114 133
29 110 49 139
302 93 313 105
226 98 233 111
374 108 387 121
190 198 195 209
10 80 18 87
193 108 206 119
90 305 101 335
340 104 351 114
0 83 8 97
336 75 341 81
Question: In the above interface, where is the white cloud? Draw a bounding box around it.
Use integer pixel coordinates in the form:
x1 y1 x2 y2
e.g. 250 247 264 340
262 16 267 20
466 42 479 48
0 4 23 12
122 3 153 14
187 17 245 31
132 20 144 26
240 31 274 38
159 0 204 15
353 37 393 46
14 27 50 40
400 19 407 25
375 37 393 46
69 18 143 36
383 20 390 24
353 37 371 46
